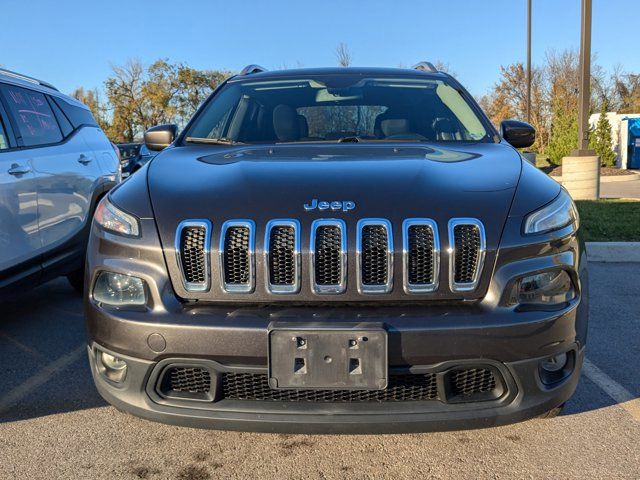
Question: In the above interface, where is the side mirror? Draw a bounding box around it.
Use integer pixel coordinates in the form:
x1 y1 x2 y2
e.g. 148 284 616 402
144 124 178 151
500 120 535 149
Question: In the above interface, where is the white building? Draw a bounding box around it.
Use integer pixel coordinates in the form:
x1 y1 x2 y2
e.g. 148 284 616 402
589 112 640 169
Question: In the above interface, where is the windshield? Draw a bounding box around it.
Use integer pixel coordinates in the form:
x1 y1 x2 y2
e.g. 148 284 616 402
184 75 490 145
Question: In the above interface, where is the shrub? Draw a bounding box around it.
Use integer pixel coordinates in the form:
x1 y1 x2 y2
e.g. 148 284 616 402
589 103 617 168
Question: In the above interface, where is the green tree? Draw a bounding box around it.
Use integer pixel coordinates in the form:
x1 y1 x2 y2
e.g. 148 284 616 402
546 97 578 166
589 102 616 167
545 50 579 166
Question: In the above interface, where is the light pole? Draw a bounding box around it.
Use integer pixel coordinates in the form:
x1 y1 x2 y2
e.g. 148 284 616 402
575 0 593 155
526 0 532 124
563 0 599 200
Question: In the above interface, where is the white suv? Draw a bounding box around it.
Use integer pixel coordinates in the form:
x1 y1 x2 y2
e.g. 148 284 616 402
0 69 120 297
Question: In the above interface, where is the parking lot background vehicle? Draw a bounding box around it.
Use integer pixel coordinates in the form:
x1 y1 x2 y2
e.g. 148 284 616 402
0 69 119 297
118 142 156 177
85 65 587 433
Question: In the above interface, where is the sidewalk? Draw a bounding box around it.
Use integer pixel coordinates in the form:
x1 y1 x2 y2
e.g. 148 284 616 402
600 177 640 199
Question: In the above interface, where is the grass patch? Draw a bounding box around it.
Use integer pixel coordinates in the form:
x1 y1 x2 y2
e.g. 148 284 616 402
576 199 640 242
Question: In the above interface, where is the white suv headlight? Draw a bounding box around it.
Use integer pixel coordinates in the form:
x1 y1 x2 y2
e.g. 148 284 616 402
524 190 578 235
94 197 140 237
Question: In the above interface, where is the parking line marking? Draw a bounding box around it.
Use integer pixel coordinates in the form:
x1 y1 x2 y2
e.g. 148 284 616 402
0 332 47 360
0 345 85 415
583 358 640 423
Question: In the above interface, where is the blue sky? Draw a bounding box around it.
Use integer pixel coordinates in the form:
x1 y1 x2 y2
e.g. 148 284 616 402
0 0 635 97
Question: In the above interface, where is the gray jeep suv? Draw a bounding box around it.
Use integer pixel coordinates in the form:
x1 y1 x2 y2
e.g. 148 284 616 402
0 69 119 298
85 64 587 433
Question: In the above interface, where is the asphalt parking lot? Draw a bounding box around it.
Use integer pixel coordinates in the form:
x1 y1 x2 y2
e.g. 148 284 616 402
0 262 639 479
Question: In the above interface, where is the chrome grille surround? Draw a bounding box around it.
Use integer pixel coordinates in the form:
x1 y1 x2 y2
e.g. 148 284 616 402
356 218 393 294
175 219 211 292
264 219 301 294
219 219 256 293
310 219 347 295
447 218 486 292
402 218 439 294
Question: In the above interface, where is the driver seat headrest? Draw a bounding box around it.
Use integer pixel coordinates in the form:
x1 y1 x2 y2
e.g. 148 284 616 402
273 105 300 142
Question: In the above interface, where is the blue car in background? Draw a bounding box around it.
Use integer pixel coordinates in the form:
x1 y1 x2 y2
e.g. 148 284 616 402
117 142 157 177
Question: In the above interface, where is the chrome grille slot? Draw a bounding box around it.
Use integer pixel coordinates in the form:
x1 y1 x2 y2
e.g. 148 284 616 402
357 219 393 294
403 219 439 293
175 220 211 292
220 220 255 293
265 219 300 294
310 219 347 294
448 218 486 292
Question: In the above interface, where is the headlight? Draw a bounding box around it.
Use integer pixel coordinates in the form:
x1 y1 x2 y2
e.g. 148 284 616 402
93 271 147 306
508 270 575 306
523 190 578 235
94 197 139 237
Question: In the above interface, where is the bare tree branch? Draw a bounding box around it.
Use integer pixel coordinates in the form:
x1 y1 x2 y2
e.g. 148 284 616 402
335 43 352 67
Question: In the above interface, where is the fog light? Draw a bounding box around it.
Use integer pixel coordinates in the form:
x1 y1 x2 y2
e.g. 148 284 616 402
541 353 568 373
97 350 128 383
93 271 146 306
509 270 575 307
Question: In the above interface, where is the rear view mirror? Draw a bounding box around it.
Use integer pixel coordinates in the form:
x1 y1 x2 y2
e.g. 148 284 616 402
144 124 178 151
500 120 535 149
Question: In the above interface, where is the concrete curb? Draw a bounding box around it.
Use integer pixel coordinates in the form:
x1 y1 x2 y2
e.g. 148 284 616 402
551 172 640 183
586 242 640 262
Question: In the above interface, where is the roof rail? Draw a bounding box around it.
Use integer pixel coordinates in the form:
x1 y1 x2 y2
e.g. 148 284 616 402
0 68 59 91
412 62 438 73
239 64 268 76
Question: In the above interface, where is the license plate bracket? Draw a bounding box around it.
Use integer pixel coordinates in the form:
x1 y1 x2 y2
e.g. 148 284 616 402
268 326 388 390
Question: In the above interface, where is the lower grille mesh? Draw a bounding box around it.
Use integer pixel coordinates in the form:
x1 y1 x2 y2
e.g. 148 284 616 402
223 226 250 285
407 225 435 285
180 227 207 284
453 224 481 284
156 366 502 404
164 367 211 394
449 368 496 397
314 226 342 286
361 225 389 285
222 372 439 402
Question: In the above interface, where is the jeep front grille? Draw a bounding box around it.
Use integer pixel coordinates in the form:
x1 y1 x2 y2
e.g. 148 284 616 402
357 219 393 293
265 220 301 294
310 219 347 294
175 217 486 296
220 220 255 293
175 220 211 292
448 219 486 292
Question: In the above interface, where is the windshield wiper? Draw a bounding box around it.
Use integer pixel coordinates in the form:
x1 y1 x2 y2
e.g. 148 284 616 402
185 137 244 145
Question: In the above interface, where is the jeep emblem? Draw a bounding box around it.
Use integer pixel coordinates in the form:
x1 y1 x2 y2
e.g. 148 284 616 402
304 199 356 212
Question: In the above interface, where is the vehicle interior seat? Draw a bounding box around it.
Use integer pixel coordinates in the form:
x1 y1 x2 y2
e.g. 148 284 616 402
433 117 463 141
297 115 309 138
374 110 428 141
272 104 301 142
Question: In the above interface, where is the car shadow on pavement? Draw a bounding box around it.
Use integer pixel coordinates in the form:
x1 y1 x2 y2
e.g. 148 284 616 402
1 262 638 425
0 279 107 423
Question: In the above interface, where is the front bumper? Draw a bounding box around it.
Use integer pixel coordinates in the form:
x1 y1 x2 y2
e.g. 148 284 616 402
87 300 586 434
85 211 588 433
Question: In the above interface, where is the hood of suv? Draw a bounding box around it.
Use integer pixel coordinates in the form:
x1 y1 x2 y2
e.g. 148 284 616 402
147 142 522 302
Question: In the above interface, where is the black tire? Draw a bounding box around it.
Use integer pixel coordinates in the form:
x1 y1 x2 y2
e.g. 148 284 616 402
66 265 85 295
538 403 565 419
